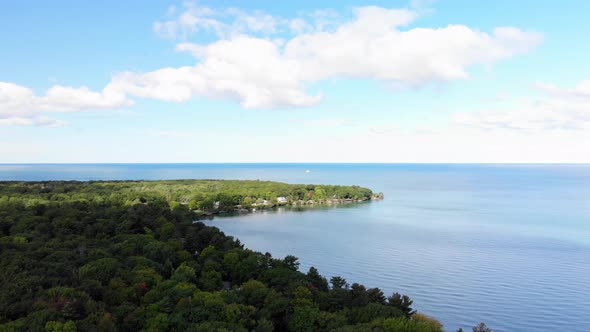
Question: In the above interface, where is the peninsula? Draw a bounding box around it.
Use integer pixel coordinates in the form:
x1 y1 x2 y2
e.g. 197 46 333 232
0 180 444 331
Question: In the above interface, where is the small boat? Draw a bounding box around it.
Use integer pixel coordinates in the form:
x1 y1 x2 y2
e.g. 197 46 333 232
305 169 311 173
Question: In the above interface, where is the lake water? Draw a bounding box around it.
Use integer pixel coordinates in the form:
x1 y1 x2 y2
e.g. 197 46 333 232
1 164 589 331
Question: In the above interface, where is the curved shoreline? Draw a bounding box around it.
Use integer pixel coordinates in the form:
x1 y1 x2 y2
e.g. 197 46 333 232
194 192 385 218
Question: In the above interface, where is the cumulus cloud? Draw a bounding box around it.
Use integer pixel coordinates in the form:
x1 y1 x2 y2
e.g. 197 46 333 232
109 36 322 109
0 82 131 126
140 5 543 108
2 4 543 125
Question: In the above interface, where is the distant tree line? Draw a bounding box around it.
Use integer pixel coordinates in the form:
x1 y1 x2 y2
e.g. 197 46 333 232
0 180 375 216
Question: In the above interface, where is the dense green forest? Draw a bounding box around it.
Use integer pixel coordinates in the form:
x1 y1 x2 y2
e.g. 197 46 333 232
0 181 445 331
0 180 380 216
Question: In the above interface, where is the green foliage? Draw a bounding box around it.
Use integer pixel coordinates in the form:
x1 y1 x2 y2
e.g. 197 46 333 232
239 280 269 308
171 263 197 283
79 258 121 285
0 180 446 331
388 292 416 318
45 320 77 332
289 304 320 332
412 313 444 331
472 322 492 332
306 266 329 292
330 276 348 289
255 318 274 332
381 316 444 332
314 187 327 200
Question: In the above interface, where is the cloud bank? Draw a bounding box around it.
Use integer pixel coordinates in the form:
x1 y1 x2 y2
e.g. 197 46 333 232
144 4 542 108
1 4 542 125
452 81 590 132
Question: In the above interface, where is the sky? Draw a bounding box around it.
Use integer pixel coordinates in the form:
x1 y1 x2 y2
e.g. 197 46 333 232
1 0 590 163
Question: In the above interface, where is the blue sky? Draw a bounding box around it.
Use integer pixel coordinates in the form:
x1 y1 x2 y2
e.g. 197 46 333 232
1 0 589 162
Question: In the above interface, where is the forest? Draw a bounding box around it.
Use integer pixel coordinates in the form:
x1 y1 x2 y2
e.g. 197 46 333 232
0 180 446 331
0 180 379 216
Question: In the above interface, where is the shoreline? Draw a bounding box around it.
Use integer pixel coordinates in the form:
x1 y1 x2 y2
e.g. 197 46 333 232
196 199 380 221
193 192 385 218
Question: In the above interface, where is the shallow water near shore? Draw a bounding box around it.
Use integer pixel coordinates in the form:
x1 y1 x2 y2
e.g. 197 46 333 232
2 163 590 331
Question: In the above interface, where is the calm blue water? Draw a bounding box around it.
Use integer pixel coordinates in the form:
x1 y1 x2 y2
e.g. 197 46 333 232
1 164 589 331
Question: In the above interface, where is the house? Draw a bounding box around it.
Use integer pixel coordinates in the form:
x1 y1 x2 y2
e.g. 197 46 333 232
277 197 288 204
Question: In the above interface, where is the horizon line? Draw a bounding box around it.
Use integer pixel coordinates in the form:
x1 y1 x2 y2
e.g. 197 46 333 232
1 162 589 165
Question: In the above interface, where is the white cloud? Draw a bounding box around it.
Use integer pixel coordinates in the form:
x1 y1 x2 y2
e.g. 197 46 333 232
153 3 284 39
0 81 131 126
0 116 66 127
289 18 311 34
283 24 540 84
453 79 590 131
113 37 322 108
140 5 543 108
226 8 281 35
153 4 221 39
341 78 590 162
42 85 131 112
410 0 437 12
152 20 181 39
1 4 543 125
535 80 590 99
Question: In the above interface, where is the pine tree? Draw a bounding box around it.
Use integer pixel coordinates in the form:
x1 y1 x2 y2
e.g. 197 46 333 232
387 292 416 318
